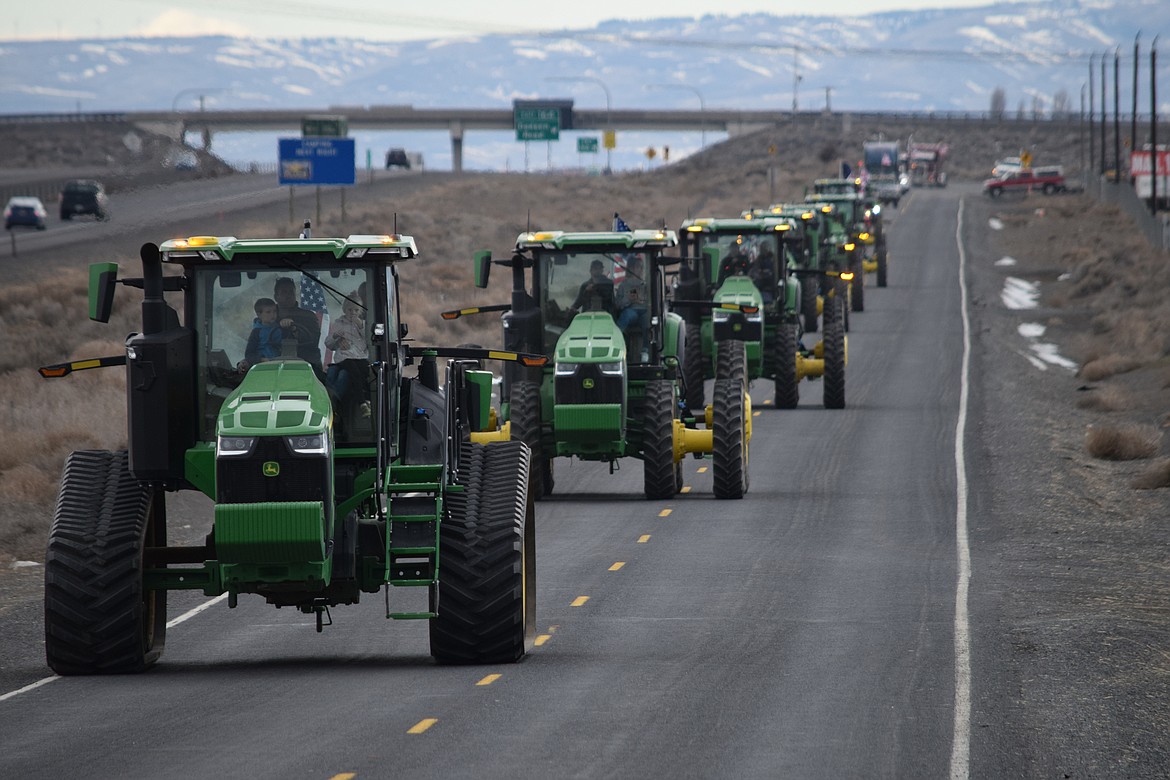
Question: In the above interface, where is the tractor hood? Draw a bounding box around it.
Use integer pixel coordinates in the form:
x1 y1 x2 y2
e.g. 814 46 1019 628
556 312 626 365
218 360 332 438
714 276 764 308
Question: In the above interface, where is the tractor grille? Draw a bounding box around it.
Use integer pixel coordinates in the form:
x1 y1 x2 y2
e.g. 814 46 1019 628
555 363 623 406
217 437 330 505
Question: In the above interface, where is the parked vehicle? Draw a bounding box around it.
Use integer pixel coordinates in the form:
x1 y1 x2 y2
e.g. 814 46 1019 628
59 179 109 221
983 166 1067 198
4 196 48 230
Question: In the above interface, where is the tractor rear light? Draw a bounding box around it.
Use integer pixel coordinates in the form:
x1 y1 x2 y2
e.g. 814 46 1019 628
555 362 579 376
286 434 328 455
217 436 257 457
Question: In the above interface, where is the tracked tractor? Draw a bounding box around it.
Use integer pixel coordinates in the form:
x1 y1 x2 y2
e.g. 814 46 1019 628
39 229 545 675
442 226 751 500
674 216 847 411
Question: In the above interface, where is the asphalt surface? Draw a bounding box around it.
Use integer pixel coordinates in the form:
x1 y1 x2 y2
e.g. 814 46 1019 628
0 183 1040 778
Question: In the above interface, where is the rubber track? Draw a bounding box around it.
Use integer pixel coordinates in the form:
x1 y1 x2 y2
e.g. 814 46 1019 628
44 450 165 675
509 380 547 498
430 440 531 664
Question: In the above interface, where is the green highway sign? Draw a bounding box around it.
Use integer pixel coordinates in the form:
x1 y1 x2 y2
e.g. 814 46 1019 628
577 137 599 153
515 107 560 141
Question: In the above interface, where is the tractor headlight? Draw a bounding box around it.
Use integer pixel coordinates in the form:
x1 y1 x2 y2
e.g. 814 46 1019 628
217 436 257 457
712 309 731 323
555 362 579 376
746 312 763 324
599 361 624 376
286 433 328 455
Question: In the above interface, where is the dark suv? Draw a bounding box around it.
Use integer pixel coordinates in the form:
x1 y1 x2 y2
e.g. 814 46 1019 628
59 179 109 221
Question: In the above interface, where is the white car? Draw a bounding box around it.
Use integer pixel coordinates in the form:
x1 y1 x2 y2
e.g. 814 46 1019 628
992 157 1023 177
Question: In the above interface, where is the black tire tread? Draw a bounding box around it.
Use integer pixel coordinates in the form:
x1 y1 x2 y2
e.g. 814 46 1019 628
642 380 678 499
823 307 846 409
712 378 748 499
773 321 800 409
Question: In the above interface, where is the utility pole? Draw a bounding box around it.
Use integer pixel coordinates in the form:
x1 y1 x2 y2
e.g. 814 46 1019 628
1089 54 1096 173
1114 47 1121 183
792 47 801 115
1132 33 1140 174
824 86 832 113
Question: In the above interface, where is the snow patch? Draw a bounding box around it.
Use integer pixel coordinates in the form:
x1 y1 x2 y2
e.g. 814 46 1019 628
988 218 1004 230
12 560 41 569
1002 276 1039 310
995 256 1017 266
1017 321 1077 372
1018 322 1046 338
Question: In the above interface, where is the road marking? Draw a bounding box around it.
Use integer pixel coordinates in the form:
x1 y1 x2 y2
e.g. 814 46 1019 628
534 634 552 646
950 197 973 780
752 410 761 417
570 596 590 607
408 718 438 734
477 674 502 686
658 509 672 517
681 485 691 493
608 562 625 571
329 774 357 780
1 593 230 703
637 534 651 543
697 466 708 473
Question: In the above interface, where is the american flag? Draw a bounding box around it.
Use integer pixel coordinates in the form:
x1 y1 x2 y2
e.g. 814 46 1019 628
299 275 332 364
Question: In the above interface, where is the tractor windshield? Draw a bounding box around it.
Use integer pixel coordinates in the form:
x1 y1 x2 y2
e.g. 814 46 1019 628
192 262 386 447
534 249 647 356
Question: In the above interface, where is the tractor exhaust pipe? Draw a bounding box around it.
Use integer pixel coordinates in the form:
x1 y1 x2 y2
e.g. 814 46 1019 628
139 242 167 335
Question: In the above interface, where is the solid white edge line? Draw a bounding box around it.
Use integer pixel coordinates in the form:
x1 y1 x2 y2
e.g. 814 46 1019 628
950 198 973 780
0 593 228 703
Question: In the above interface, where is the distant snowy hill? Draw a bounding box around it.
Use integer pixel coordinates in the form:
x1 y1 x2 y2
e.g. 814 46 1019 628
1 0 1167 171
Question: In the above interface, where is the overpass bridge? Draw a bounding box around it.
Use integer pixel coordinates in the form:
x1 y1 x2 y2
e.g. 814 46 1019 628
0 106 1080 172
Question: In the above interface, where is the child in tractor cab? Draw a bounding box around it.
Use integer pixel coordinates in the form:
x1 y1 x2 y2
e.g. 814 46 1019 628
324 293 368 402
238 297 282 371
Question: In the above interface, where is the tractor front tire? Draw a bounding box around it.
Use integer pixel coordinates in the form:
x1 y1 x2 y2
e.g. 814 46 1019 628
712 378 749 499
642 380 679 500
509 381 550 498
851 263 865 312
431 440 535 664
45 450 167 675
823 305 846 409
876 244 889 288
774 321 800 409
801 277 819 333
716 339 746 384
683 322 706 410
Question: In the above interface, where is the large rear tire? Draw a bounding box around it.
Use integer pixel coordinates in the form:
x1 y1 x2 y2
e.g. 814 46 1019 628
773 321 800 409
682 322 706 411
642 380 679 499
45 450 167 675
509 381 550 498
715 339 746 384
712 378 749 499
823 305 846 410
431 440 535 664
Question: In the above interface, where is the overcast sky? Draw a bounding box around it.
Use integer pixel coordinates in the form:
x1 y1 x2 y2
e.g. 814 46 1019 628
8 0 1032 41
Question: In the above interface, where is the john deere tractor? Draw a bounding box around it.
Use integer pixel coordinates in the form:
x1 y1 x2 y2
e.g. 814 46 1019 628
39 229 544 674
443 226 751 500
674 216 846 411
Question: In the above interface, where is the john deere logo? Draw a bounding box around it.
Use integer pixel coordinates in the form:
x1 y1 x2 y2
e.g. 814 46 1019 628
262 462 280 477
582 378 595 390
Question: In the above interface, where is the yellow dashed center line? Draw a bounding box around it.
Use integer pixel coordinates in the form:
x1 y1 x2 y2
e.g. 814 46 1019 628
408 718 438 734
697 466 708 473
571 596 590 607
637 534 651 543
329 775 357 780
535 634 552 646
680 485 691 493
753 410 761 417
477 674 502 686
609 562 625 571
658 508 672 517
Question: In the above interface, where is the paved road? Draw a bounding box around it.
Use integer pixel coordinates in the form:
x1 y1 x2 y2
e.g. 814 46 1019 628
0 186 980 778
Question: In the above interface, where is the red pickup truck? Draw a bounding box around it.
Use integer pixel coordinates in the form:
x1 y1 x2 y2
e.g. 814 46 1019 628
983 166 1067 197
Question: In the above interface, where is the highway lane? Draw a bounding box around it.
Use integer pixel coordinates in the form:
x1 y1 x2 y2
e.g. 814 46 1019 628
0 187 974 778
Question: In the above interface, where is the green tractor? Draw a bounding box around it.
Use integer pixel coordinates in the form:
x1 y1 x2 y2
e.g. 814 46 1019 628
39 228 546 674
810 177 890 289
800 199 867 314
442 226 751 500
673 216 847 411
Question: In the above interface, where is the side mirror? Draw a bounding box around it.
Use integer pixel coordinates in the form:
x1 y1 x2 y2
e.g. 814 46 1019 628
474 250 491 288
89 262 119 323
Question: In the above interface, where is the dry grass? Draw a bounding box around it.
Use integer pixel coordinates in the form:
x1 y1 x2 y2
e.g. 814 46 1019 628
1132 458 1170 490
1079 354 1142 382
1084 424 1161 461
1075 384 1132 412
